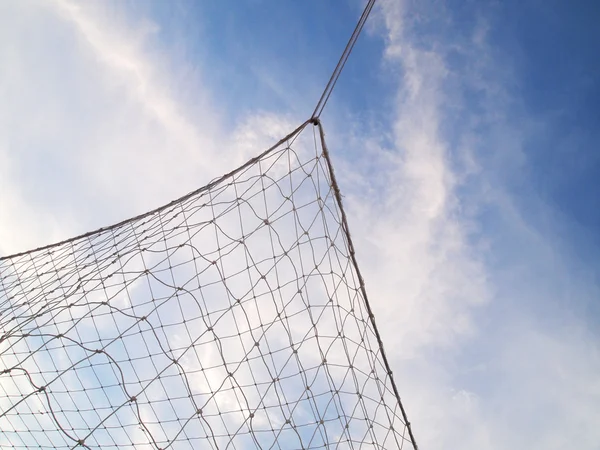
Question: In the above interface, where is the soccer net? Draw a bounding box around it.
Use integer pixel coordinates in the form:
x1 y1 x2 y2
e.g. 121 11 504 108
0 120 415 449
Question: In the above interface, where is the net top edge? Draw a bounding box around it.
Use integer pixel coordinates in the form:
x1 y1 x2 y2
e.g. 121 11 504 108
0 120 311 262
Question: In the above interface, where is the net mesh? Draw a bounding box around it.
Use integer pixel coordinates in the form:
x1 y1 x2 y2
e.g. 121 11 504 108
0 122 415 450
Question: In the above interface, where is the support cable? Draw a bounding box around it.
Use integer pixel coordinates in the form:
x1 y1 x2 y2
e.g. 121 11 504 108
311 0 377 120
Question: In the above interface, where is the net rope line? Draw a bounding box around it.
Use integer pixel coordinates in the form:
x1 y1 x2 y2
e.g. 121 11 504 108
313 119 418 449
0 120 417 450
0 119 312 263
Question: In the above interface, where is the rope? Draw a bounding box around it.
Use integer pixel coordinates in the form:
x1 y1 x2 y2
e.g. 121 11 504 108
311 0 377 120
0 120 312 261
313 118 420 450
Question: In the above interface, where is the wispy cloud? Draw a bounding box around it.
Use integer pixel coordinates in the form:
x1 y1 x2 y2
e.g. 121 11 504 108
0 0 226 255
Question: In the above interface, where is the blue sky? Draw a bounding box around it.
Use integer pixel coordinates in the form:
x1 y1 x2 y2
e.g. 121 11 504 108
1 0 599 448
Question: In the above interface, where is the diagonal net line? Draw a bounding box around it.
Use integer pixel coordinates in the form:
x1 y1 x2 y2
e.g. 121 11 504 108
0 121 416 450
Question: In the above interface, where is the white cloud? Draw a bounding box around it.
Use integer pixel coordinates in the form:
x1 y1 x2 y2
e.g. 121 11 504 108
0 0 226 255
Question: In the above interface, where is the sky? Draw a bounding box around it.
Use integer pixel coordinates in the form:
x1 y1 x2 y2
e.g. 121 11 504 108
1 0 599 448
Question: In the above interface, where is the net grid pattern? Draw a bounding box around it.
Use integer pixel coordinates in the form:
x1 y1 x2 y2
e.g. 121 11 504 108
0 123 413 449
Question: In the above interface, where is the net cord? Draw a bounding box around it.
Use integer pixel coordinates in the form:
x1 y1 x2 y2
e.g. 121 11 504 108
314 118 419 450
